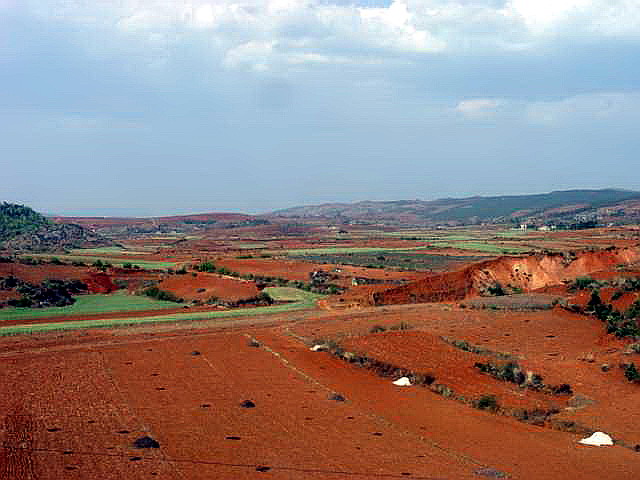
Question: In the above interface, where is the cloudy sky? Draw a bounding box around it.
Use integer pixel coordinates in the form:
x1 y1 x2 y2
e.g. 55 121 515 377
2 0 639 215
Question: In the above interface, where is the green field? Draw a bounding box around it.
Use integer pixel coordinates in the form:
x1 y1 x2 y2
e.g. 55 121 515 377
431 241 530 254
0 288 321 336
291 252 486 271
21 254 178 269
263 287 322 303
274 245 435 256
70 247 149 255
0 292 180 322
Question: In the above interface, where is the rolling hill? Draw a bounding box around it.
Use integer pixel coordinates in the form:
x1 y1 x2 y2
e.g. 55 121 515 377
268 189 640 226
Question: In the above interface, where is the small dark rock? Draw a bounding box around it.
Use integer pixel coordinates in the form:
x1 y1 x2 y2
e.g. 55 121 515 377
133 436 160 449
191 351 201 356
226 436 241 440
474 467 506 478
372 432 383 436
130 456 142 461
329 393 345 402
117 430 130 434
256 466 271 472
46 427 61 432
200 404 211 408
240 400 256 408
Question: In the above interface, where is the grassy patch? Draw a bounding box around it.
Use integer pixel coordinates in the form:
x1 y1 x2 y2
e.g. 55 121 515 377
0 299 319 336
431 241 529 254
262 287 322 304
0 292 178 321
291 252 484 271
21 254 177 269
273 245 435 256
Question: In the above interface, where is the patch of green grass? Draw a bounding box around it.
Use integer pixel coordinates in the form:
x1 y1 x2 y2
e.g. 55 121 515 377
0 297 320 336
431 241 529 254
71 247 149 256
21 254 177 269
493 230 532 238
275 245 435 256
262 287 322 303
70 246 127 254
0 292 179 321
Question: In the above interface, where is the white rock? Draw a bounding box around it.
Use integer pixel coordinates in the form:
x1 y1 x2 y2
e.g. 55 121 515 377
392 376 412 386
579 432 613 446
310 344 328 352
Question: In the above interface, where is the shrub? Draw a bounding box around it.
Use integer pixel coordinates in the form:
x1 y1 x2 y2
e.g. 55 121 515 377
142 287 183 303
92 259 110 272
474 394 499 412
123 262 133 269
487 283 506 296
370 325 387 334
570 276 600 291
8 297 34 308
195 262 216 273
389 322 412 331
623 363 640 383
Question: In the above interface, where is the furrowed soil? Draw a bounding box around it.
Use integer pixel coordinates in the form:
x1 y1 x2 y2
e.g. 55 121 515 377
1 301 640 479
2 227 640 479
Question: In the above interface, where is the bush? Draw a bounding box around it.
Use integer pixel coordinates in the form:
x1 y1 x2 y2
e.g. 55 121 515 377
487 283 506 296
570 276 600 291
474 395 499 412
623 363 640 383
389 322 412 331
8 297 33 308
92 259 111 272
195 262 216 273
142 287 183 303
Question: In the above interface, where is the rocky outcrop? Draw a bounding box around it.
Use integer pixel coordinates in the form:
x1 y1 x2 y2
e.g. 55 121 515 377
3 223 113 252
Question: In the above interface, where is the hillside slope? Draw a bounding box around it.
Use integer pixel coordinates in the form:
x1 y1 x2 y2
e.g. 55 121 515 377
1 202 113 252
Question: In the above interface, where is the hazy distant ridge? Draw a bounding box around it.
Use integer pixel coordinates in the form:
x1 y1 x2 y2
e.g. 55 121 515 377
268 189 640 225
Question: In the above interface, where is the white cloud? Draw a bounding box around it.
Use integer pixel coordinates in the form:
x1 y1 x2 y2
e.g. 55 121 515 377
456 98 503 118
25 0 640 76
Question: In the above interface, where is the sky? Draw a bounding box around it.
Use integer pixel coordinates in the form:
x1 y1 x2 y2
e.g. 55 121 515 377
1 0 640 216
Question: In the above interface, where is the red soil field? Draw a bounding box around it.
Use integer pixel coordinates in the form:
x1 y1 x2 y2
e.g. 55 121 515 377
0 264 117 294
2 323 639 479
158 272 259 302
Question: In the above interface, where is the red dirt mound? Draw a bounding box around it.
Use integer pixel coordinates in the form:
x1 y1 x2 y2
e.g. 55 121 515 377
368 247 640 306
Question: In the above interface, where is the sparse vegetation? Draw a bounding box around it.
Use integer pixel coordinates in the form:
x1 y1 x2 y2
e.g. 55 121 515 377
623 363 640 383
569 276 601 291
474 394 499 412
142 287 183 303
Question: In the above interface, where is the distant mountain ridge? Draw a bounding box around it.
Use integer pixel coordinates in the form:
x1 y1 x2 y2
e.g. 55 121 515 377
268 189 640 226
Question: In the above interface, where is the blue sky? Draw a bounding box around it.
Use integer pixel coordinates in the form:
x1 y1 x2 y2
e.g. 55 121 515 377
2 0 640 216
